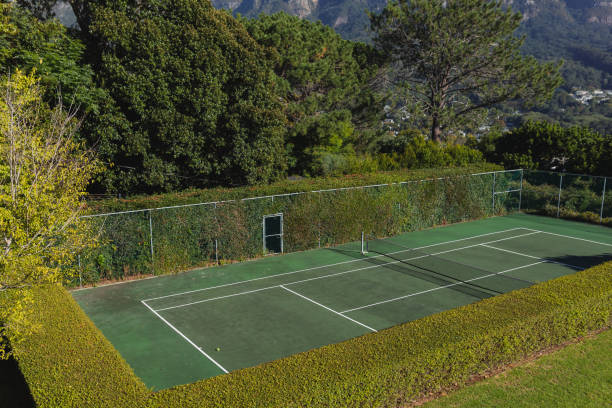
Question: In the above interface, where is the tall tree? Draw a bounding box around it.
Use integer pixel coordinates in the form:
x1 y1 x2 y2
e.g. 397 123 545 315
370 0 563 142
81 0 288 192
242 12 385 175
0 70 99 357
0 2 101 113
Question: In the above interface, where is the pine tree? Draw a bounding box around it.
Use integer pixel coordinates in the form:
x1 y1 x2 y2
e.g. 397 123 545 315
371 0 563 142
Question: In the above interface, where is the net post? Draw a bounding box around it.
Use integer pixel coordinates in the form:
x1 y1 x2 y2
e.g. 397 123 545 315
557 174 563 218
491 172 496 213
148 210 154 272
214 202 219 264
518 169 524 212
600 178 607 223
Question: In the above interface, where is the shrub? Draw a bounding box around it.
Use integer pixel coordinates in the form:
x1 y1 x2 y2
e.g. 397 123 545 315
377 135 484 171
11 262 612 407
12 285 149 407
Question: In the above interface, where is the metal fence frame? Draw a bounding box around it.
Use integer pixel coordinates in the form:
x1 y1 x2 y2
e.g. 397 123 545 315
522 169 609 223
75 169 523 286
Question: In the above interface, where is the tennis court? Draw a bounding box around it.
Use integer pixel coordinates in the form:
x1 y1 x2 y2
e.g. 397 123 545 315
72 214 612 390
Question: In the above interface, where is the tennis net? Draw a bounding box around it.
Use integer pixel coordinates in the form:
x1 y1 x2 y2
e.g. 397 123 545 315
363 235 535 297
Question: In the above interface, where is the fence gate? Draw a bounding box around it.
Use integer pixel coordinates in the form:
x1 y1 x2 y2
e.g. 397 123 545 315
263 213 283 254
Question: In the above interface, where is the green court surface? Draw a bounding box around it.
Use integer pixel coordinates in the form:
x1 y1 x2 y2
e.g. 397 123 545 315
71 214 612 390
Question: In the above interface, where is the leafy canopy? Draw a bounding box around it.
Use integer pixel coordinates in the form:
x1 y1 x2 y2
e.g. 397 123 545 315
242 12 385 175
0 2 101 113
0 70 99 357
84 0 288 193
476 121 612 176
370 0 563 142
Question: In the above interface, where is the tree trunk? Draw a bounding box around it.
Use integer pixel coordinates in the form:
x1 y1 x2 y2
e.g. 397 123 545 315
431 115 442 143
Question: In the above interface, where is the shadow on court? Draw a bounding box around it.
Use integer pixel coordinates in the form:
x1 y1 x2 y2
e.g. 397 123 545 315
544 253 612 269
330 247 612 302
330 247 523 300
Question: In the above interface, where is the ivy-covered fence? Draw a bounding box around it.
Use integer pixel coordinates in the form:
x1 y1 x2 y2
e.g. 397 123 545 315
74 170 523 286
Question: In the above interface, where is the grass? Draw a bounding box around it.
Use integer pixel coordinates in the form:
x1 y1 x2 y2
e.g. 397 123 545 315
422 328 612 408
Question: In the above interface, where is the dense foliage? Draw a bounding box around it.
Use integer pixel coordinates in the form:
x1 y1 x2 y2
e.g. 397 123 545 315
13 261 612 407
3 0 606 195
81 0 287 193
210 0 612 134
376 133 484 171
476 121 612 176
0 2 101 114
0 71 99 358
77 165 500 285
241 12 385 176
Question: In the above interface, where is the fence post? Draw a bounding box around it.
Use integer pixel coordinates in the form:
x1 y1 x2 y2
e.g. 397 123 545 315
148 210 154 271
491 172 496 213
600 178 607 223
215 239 219 265
214 203 219 264
556 174 563 218
318 191 322 248
78 255 82 288
518 169 524 212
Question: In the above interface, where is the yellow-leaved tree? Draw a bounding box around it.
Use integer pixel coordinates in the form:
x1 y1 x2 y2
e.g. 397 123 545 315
0 70 100 358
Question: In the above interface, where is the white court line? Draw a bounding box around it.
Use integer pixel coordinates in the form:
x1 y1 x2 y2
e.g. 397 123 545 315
140 300 229 374
341 261 546 314
71 275 160 293
143 227 529 303
480 244 584 270
152 231 540 312
522 228 612 248
280 285 377 333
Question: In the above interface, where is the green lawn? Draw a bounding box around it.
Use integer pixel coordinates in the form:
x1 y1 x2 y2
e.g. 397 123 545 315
423 328 612 408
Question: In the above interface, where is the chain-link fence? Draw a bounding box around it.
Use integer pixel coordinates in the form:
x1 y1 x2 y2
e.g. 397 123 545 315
521 170 610 225
73 170 524 286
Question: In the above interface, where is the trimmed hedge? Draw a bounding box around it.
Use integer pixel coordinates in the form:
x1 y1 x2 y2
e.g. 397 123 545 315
13 285 149 407
13 262 612 407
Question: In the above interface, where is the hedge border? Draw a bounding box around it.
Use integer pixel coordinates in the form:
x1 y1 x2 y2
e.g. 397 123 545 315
13 262 612 407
